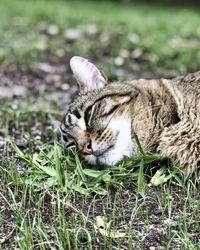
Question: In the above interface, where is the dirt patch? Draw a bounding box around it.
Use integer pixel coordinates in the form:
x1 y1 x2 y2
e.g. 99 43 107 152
0 63 199 249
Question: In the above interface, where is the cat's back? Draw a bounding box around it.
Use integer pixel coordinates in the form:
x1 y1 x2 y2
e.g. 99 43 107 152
128 71 200 118
130 71 200 95
166 71 200 116
174 70 200 88
171 71 200 98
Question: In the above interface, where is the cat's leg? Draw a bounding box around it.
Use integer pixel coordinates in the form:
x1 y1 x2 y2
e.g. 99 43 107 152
157 119 200 178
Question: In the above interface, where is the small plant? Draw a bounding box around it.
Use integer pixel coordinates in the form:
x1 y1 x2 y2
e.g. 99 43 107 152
11 139 161 196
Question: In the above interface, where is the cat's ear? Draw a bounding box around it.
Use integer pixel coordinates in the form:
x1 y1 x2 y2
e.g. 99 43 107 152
70 56 107 92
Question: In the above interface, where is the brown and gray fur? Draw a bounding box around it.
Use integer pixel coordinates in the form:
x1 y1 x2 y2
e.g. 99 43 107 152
60 56 200 178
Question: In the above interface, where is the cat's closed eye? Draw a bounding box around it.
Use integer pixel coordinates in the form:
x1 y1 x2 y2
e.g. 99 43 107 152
84 106 92 126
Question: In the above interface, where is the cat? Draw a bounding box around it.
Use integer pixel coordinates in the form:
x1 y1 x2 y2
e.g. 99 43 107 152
60 56 200 178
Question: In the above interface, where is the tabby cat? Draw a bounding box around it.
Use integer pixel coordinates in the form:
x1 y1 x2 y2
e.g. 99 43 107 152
60 56 200 178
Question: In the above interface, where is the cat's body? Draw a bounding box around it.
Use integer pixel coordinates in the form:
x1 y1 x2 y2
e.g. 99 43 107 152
61 57 200 177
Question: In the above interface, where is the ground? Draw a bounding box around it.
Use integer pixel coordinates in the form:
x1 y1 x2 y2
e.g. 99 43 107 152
0 0 200 249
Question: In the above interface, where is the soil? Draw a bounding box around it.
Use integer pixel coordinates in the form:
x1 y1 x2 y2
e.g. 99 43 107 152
0 61 199 250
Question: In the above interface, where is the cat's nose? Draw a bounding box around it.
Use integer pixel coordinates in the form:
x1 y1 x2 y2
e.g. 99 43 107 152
82 140 93 155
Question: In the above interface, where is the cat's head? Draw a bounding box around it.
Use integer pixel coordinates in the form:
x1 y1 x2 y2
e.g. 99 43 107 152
60 56 139 165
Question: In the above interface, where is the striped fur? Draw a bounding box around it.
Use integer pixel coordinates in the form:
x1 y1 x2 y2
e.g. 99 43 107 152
61 56 200 178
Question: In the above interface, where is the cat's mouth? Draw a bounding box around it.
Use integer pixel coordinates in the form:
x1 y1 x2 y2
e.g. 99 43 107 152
61 134 116 165
83 134 135 166
92 143 115 157
83 143 124 166
84 150 113 165
92 144 115 157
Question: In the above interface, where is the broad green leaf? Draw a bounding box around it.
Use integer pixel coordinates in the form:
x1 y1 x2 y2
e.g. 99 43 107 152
83 169 111 182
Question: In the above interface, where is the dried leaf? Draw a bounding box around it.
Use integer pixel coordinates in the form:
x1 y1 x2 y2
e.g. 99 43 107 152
95 216 126 238
148 168 172 186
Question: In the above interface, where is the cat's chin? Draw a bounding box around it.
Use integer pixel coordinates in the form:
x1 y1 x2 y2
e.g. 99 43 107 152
84 154 123 166
84 144 136 166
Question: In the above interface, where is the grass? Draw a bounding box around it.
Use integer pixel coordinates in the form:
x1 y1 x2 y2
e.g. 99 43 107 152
11 139 162 195
0 0 200 249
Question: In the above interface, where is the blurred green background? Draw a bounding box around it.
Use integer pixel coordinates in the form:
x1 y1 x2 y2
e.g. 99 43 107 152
0 0 200 80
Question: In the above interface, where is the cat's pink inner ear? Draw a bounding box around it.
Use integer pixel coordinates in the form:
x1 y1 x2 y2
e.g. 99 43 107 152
70 56 106 92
